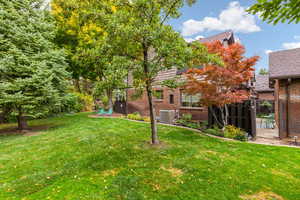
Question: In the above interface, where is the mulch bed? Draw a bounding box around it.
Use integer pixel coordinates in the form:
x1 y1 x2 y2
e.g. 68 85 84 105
0 124 58 136
88 113 124 118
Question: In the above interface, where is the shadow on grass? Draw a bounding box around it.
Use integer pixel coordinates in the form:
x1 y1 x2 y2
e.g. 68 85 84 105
0 123 65 137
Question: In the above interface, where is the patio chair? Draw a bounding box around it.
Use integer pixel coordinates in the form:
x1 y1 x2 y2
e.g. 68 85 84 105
97 108 113 115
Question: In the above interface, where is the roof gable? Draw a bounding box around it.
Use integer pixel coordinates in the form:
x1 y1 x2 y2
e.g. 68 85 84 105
198 31 234 45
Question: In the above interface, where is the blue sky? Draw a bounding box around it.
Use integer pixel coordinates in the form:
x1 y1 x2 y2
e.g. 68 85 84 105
168 0 300 73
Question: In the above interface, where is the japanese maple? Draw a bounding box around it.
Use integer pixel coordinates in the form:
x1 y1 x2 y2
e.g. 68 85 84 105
184 41 259 126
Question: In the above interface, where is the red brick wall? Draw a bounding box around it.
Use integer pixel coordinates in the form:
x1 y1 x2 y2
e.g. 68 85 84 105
287 79 300 137
257 92 274 101
127 88 208 121
276 79 300 138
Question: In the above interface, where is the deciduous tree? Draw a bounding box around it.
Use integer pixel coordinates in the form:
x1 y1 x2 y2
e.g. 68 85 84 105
109 0 199 144
259 68 269 75
184 41 259 127
248 0 300 24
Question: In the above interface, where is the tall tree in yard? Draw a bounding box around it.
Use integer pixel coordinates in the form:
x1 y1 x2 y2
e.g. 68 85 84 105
111 0 198 144
51 0 129 110
184 41 259 127
0 0 69 130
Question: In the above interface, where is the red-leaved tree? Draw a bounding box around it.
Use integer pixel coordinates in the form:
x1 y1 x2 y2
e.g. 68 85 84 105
184 41 259 127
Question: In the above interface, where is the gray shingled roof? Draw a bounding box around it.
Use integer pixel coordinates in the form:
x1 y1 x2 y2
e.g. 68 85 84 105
198 31 234 44
255 74 273 92
269 48 300 79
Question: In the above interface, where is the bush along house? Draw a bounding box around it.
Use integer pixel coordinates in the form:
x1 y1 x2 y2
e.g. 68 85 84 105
269 48 300 138
126 31 237 121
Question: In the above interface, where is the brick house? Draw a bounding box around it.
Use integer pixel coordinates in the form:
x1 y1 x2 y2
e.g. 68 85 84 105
254 74 274 115
126 31 236 121
269 48 300 138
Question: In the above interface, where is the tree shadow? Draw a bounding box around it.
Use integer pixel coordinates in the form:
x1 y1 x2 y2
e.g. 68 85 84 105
0 123 65 137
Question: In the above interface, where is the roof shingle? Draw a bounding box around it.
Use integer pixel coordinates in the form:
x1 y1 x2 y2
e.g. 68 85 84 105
255 74 273 92
198 31 234 44
269 48 300 79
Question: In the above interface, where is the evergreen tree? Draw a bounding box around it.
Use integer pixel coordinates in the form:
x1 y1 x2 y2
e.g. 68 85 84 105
0 0 69 130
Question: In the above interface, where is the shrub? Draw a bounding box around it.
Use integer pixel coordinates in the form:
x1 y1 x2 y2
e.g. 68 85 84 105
224 125 247 141
143 117 151 122
127 113 143 121
205 126 224 137
61 93 84 113
75 92 94 112
200 121 209 128
185 122 201 129
101 96 110 110
176 114 201 129
181 114 192 122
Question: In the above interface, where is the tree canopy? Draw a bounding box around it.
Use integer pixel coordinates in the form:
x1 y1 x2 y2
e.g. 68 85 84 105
259 68 269 75
248 0 300 24
106 0 204 144
0 0 69 130
184 41 259 126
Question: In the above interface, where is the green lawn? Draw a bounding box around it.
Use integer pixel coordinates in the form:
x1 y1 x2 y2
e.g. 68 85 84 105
0 113 300 200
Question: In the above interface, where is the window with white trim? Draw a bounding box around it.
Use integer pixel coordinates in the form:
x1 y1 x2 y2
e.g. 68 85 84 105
181 92 201 107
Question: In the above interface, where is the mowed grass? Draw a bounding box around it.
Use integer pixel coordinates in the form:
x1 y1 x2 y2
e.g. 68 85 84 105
0 113 300 200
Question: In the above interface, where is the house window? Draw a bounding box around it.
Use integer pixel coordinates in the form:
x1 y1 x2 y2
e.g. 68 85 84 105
155 90 164 100
169 94 174 104
181 92 201 107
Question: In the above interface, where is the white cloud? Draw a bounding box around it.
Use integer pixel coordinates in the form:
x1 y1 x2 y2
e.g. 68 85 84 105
282 42 300 49
184 38 195 43
265 50 273 54
181 1 261 36
195 35 204 40
184 35 204 43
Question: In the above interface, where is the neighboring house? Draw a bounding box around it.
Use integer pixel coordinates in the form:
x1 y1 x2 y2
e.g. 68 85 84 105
126 31 236 121
269 48 300 138
255 74 274 115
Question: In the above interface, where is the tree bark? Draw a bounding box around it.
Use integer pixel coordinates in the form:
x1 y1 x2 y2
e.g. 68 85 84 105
17 107 28 131
106 89 114 111
143 42 159 145
146 83 159 144
83 79 91 95
209 106 222 127
0 113 5 124
74 79 81 93
224 104 229 126
0 105 12 124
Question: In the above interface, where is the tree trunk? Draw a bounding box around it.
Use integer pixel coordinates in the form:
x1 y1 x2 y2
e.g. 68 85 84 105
17 107 28 131
73 79 81 93
0 113 5 124
146 84 159 144
224 104 229 126
209 106 222 127
106 89 114 111
143 42 159 145
83 79 91 95
219 106 226 130
0 105 12 124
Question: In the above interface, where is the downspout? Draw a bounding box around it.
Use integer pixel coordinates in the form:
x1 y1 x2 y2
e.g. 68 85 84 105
286 78 291 137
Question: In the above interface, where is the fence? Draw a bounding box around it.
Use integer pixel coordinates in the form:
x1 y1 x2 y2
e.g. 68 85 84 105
208 100 256 137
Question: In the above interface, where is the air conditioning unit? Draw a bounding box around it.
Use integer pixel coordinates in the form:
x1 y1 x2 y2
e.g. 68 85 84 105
159 110 175 124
